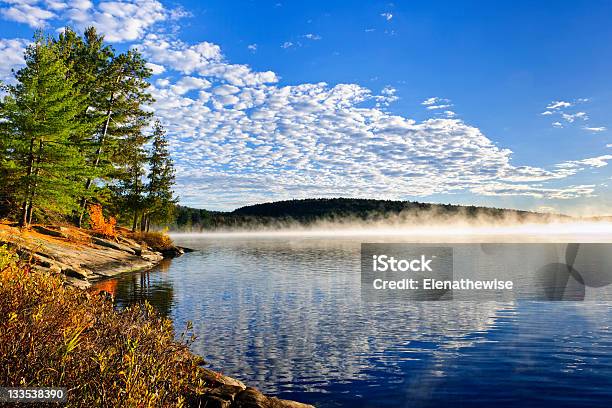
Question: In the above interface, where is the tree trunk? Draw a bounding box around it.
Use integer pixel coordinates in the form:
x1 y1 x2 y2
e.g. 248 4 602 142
78 88 117 227
20 138 36 227
132 210 138 232
140 213 147 232
26 140 44 225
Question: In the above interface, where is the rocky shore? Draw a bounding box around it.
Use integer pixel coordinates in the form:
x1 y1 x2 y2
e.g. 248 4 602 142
0 223 171 289
0 222 315 408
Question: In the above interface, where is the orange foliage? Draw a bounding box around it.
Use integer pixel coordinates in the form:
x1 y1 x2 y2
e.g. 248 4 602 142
88 204 117 238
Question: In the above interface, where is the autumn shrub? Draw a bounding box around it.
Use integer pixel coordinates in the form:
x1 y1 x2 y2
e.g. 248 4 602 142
0 246 209 407
130 231 175 252
88 204 117 239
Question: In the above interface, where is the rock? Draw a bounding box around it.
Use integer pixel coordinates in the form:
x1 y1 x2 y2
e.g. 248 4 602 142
32 225 68 239
63 276 91 289
160 245 184 258
188 385 315 408
200 368 247 389
49 264 62 274
141 250 164 262
233 387 315 408
91 236 136 254
189 384 245 408
63 265 92 280
116 236 144 255
195 395 232 408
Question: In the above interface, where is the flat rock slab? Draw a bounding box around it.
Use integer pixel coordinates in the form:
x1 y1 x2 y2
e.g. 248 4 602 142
0 225 163 284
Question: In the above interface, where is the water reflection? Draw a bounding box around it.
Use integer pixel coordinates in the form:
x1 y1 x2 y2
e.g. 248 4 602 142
93 237 612 407
93 259 175 317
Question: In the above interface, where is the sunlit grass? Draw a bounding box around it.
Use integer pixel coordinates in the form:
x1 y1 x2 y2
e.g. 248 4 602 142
0 245 209 407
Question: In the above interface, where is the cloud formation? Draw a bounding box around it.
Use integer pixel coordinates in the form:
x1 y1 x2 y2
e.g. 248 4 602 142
137 36 612 208
542 98 606 132
0 0 182 42
0 37 27 84
1 1 610 209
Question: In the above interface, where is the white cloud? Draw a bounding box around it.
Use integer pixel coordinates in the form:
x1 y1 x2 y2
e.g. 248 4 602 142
145 62 165 75
422 97 453 110
0 1 56 28
583 126 606 132
133 36 612 208
141 43 610 207
552 121 563 128
303 33 322 40
281 41 294 49
66 0 170 42
170 76 211 95
139 35 278 87
422 97 450 107
247 43 257 52
381 12 393 21
562 111 588 123
606 144 612 148
1 0 183 42
562 155 612 168
426 104 452 110
1 6 607 208
0 37 28 84
546 100 572 110
540 111 553 116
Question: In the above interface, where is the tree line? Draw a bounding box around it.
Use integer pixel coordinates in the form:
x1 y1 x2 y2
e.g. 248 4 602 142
0 28 176 232
171 198 565 231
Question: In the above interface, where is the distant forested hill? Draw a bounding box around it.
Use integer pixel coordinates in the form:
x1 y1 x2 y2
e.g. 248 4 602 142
170 198 566 231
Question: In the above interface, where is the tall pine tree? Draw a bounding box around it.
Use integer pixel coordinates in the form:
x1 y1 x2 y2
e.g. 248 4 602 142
144 121 177 231
2 33 87 226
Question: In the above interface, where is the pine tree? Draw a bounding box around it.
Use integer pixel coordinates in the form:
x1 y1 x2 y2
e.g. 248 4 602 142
80 49 153 226
54 27 113 221
110 130 150 232
2 33 87 226
144 121 177 231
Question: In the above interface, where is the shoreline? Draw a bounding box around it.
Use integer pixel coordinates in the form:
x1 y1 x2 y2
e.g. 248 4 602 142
0 223 314 408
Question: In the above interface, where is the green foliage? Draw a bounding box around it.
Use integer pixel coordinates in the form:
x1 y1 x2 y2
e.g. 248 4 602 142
171 198 555 231
144 120 177 229
2 33 89 225
0 28 172 230
0 245 209 406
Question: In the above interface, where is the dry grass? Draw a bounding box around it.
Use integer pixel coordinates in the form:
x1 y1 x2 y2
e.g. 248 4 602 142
0 245 209 407
129 231 175 252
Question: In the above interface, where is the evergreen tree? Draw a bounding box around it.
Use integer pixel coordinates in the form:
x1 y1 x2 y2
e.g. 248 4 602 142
110 130 150 232
73 43 153 226
54 27 114 220
144 121 177 231
2 34 87 226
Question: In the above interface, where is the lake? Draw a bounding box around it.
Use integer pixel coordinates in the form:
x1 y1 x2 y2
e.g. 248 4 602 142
96 230 612 407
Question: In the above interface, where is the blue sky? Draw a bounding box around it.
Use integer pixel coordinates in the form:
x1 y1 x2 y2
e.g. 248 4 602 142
1 1 611 214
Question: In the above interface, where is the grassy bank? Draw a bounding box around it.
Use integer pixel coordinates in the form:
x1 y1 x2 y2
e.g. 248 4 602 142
0 244 208 406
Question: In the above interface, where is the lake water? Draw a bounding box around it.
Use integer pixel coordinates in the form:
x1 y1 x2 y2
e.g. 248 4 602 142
96 231 612 407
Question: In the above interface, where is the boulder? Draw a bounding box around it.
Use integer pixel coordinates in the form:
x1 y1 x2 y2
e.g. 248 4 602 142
200 368 247 389
233 387 315 408
32 225 68 239
91 236 136 254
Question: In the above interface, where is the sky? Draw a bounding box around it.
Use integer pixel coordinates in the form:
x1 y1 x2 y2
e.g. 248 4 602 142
1 0 611 215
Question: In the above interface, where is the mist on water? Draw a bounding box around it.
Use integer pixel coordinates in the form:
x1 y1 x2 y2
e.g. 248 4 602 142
169 209 612 242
